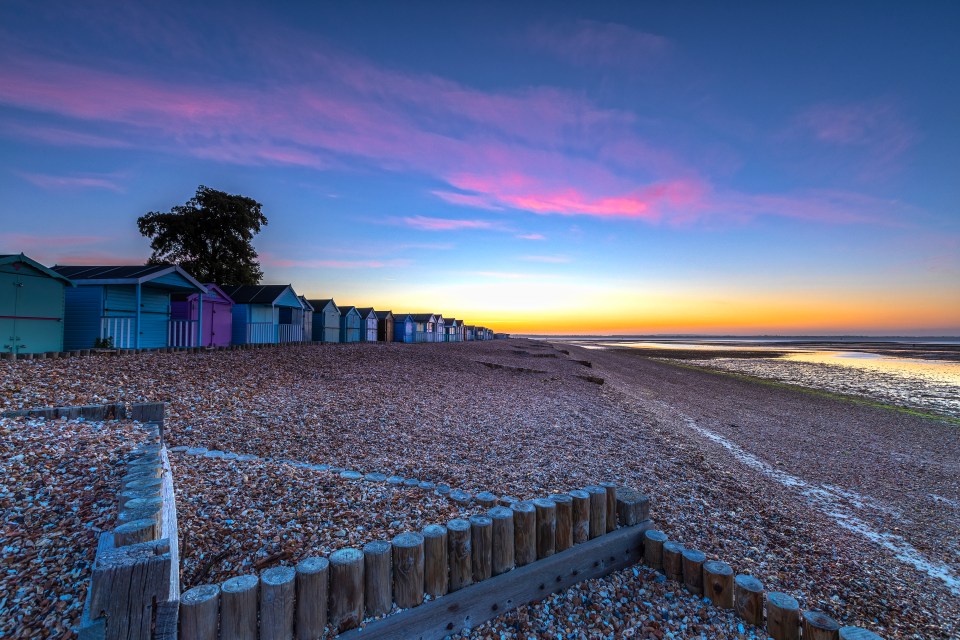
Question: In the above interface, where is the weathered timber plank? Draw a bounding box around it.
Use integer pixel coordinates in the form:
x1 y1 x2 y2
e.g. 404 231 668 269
339 519 652 640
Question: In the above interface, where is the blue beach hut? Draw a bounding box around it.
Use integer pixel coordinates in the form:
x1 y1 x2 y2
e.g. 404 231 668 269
339 306 362 343
393 313 414 343
1 253 74 355
53 264 207 350
223 284 306 344
356 307 378 342
307 299 341 343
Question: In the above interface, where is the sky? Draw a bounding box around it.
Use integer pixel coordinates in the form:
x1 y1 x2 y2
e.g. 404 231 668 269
0 1 958 335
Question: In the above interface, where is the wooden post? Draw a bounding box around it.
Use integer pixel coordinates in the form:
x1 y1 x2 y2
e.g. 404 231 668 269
295 557 329 640
703 560 733 608
511 501 536 567
475 491 498 508
549 494 573 552
568 489 590 544
470 515 493 582
447 519 472 592
532 498 556 559
839 628 883 640
179 584 219 640
88 539 173 640
803 611 841 640
767 592 800 640
363 541 392 618
488 506 514 576
643 530 668 572
329 548 365 632
662 541 684 582
422 525 449 597
615 488 649 527
113 519 159 547
681 549 706 595
392 532 425 609
260 565 295 640
599 482 617 532
584 486 606 539
220 574 259 640
734 574 764 627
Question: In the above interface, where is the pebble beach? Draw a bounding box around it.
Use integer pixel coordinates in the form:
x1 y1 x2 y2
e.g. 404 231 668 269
2 339 957 638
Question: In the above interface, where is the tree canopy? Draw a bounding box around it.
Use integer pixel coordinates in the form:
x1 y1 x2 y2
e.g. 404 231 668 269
137 185 268 286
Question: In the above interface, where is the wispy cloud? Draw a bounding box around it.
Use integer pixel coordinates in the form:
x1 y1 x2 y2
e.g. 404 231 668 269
262 256 412 269
517 233 546 241
521 255 570 264
15 170 126 192
785 101 918 179
401 216 505 231
527 20 670 68
431 190 504 210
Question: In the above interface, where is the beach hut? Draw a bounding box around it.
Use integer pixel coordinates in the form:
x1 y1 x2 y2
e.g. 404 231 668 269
0 253 73 355
356 307 378 342
444 318 463 342
376 310 394 343
299 296 314 342
307 299 341 343
475 326 487 341
170 283 234 348
393 313 414 343
222 284 306 345
339 306 362 343
410 314 436 342
434 314 445 343
53 264 207 351
464 324 476 341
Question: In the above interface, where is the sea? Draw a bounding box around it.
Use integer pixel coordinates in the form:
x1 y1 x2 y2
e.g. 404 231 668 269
533 336 960 420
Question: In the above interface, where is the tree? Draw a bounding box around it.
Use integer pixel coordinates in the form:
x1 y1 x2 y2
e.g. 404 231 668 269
137 185 268 285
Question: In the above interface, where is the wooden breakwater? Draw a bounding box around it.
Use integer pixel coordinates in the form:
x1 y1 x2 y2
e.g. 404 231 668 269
177 483 652 640
73 402 180 640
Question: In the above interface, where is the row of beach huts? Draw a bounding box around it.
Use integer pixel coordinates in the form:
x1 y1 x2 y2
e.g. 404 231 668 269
1 253 504 355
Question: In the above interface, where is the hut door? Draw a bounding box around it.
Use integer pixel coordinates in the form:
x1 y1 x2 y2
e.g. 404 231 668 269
1 273 22 354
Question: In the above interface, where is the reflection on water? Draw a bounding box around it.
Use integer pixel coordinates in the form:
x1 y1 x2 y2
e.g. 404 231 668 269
695 351 960 418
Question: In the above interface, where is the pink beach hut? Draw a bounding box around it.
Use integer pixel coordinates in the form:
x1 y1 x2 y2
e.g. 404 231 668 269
170 283 234 348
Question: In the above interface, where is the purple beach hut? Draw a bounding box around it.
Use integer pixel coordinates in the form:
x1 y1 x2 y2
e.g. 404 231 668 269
170 283 234 348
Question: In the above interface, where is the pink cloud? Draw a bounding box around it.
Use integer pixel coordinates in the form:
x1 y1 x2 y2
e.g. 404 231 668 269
16 171 125 192
517 233 546 241
447 173 707 221
1 123 131 148
528 20 670 68
401 216 505 231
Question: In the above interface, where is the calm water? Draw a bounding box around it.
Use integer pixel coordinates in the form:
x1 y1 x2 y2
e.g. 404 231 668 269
553 338 960 419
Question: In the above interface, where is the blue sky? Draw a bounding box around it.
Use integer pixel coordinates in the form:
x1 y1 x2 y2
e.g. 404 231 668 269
1 1 958 333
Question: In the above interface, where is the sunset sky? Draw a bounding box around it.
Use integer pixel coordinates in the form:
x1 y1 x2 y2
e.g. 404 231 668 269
1 1 958 335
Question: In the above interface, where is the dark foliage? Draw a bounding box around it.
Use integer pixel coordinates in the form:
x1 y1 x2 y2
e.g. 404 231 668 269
137 185 268 285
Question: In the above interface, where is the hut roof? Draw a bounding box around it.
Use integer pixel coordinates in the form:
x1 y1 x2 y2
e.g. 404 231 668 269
1 253 74 285
306 299 339 313
409 313 436 322
298 295 314 311
52 263 205 291
355 307 376 318
375 310 393 320
222 284 296 305
339 305 360 316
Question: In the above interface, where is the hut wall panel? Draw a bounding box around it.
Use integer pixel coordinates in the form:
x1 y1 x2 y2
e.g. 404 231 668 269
139 287 171 349
62 286 102 351
0 264 67 353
